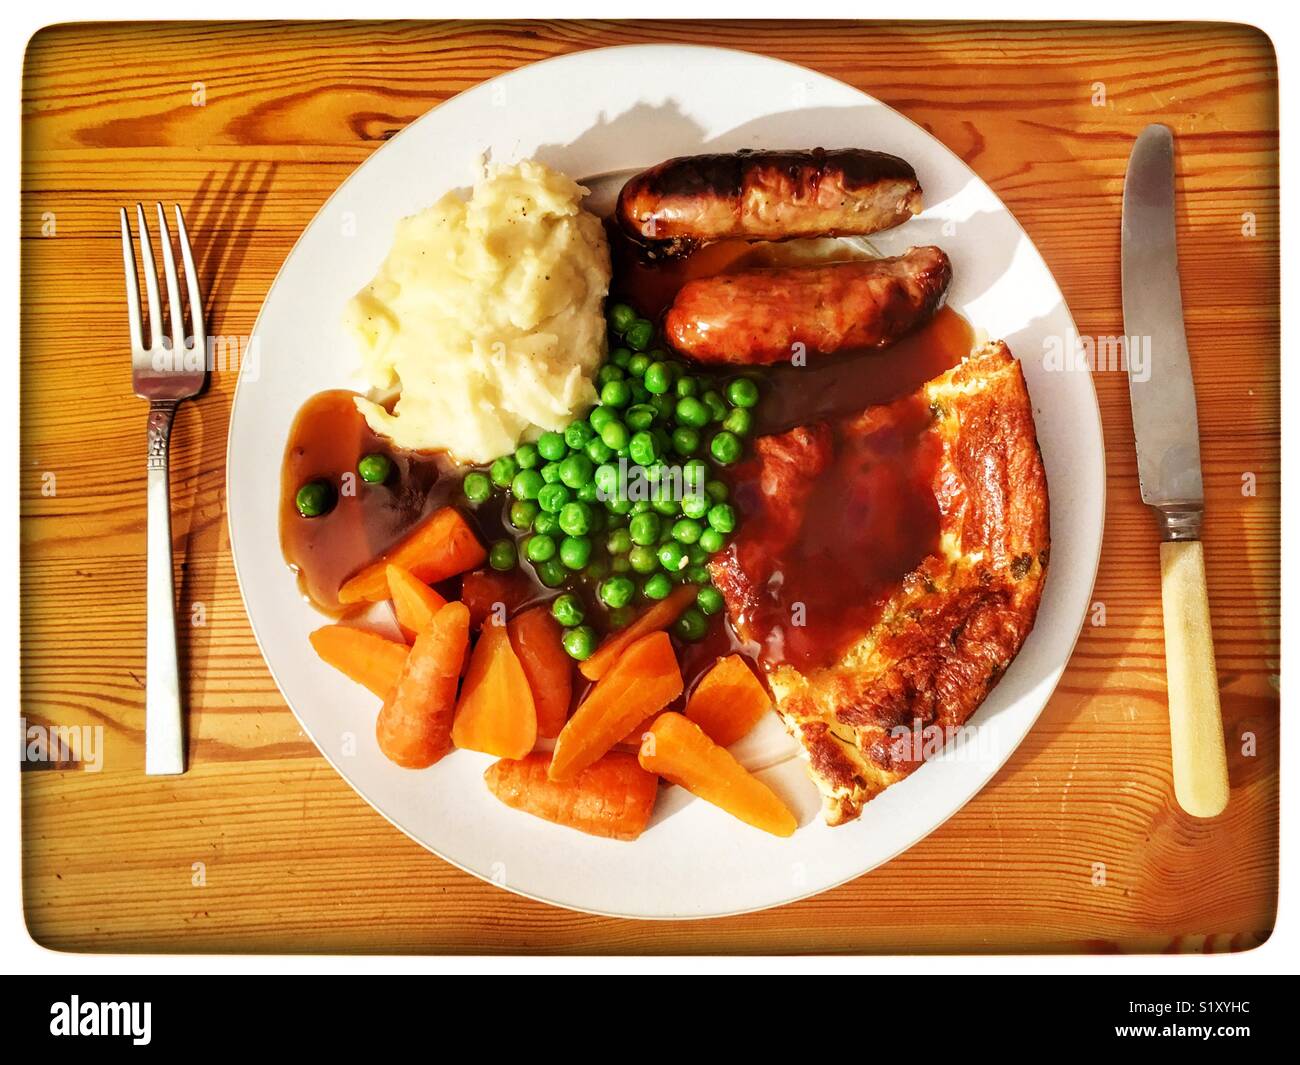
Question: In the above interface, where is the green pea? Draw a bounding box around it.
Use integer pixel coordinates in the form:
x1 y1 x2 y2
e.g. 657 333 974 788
535 558 568 589
650 394 676 422
683 459 708 487
681 492 710 520
565 420 595 450
610 346 633 369
643 361 672 395
709 431 742 465
699 527 725 554
672 518 702 545
559 453 594 490
606 528 633 555
685 565 710 585
625 404 656 431
629 545 659 574
600 379 632 408
525 533 557 563
702 390 727 423
606 496 634 516
674 606 709 642
723 407 752 436
509 500 539 530
559 501 592 537
541 461 563 484
608 302 638 333
630 499 652 515
675 396 710 428
642 573 673 600
515 442 540 469
707 502 736 533
652 497 679 518
607 606 635 631
551 593 585 627
533 511 561 536
627 353 651 377
511 468 544 501
594 463 620 501
696 585 725 615
686 542 708 565
462 470 491 503
536 482 569 514
671 426 700 456
726 377 760 408
675 375 699 398
629 512 661 546
295 480 333 518
560 535 592 571
585 555 611 582
599 420 629 451
629 430 658 466
490 455 518 488
658 541 687 573
488 539 517 571
598 364 626 388
585 437 614 464
610 553 631 574
589 405 617 433
576 482 600 504
705 479 728 503
357 453 393 484
537 431 568 461
562 624 597 660
599 576 635 609
625 319 655 351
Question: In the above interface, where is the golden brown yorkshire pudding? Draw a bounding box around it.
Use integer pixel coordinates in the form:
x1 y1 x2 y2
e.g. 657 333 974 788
708 341 1050 825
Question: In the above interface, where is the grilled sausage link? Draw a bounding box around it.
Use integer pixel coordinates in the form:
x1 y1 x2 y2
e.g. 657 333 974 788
664 246 952 365
617 148 922 252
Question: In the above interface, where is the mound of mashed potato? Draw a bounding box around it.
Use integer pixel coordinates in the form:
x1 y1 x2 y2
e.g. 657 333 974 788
346 159 611 463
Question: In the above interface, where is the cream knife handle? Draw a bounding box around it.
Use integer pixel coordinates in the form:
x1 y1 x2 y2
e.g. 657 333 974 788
1159 539 1228 817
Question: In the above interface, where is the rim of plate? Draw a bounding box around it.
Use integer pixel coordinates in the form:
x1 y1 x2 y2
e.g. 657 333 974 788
225 43 1106 921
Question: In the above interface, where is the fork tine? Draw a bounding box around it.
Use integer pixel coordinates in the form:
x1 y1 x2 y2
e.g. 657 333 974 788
134 204 163 350
119 209 144 350
155 203 186 358
173 205 206 353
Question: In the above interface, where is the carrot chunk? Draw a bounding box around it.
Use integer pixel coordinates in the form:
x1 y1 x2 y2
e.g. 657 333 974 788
452 618 537 759
485 751 658 841
550 631 682 783
309 625 409 699
579 584 697 681
684 654 772 747
386 564 448 643
507 607 573 739
461 567 535 630
339 508 486 605
375 601 469 768
638 712 796 837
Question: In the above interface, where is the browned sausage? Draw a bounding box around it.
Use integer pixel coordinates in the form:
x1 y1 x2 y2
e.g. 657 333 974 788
617 148 922 252
664 246 952 365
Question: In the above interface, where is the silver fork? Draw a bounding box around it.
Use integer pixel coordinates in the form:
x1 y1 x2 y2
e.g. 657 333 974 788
119 204 207 775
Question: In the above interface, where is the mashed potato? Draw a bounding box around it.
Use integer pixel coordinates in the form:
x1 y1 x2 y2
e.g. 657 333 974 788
346 159 611 463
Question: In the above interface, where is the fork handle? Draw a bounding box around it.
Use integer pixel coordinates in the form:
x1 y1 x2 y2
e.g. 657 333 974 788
146 401 185 775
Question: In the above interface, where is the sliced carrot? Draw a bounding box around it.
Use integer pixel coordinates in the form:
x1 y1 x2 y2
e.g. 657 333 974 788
638 712 796 837
684 654 772 747
579 584 698 681
550 631 682 783
485 751 658 841
309 624 409 699
339 508 486 605
451 618 537 759
375 601 468 768
386 564 448 643
507 607 572 739
461 567 535 630
619 709 668 747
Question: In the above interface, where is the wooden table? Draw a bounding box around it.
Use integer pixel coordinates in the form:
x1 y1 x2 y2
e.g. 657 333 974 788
20 20 1278 953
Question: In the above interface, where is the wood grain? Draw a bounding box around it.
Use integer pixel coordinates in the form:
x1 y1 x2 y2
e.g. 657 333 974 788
20 20 1278 953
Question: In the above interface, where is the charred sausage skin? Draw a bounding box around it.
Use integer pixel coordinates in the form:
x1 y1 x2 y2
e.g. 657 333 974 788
617 148 922 252
664 246 952 365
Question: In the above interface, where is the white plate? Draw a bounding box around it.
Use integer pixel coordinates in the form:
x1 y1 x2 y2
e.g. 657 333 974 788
227 44 1104 920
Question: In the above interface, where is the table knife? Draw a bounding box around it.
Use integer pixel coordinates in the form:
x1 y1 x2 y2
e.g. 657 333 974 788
1122 123 1229 817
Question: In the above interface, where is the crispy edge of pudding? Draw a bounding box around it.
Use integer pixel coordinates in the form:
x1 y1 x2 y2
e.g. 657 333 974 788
708 341 1050 825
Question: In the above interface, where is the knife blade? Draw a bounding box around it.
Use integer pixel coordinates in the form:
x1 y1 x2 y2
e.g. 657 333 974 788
1122 123 1228 818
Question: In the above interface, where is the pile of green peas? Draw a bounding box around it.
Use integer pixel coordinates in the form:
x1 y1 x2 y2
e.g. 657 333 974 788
459 300 759 660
